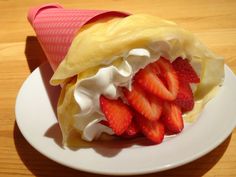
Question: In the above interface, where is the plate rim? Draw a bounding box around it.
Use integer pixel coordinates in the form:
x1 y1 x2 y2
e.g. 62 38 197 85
15 63 236 175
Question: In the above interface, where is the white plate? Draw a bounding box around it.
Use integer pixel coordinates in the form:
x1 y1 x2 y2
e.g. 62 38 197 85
15 62 236 175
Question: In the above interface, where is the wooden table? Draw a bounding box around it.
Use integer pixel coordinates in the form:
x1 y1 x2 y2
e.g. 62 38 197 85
0 0 236 176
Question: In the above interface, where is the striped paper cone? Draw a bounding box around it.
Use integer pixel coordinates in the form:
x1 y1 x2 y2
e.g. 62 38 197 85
28 3 129 71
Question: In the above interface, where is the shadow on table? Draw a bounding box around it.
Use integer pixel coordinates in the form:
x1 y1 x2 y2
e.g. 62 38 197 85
24 36 61 116
13 120 232 177
25 36 48 72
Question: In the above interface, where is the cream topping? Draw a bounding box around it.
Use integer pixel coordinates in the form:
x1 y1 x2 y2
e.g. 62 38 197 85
73 47 201 141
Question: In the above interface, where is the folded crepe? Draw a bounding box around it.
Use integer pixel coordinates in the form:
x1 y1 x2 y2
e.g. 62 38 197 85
28 4 224 147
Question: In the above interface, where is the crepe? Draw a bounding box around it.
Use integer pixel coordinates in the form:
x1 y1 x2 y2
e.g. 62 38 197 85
47 14 224 146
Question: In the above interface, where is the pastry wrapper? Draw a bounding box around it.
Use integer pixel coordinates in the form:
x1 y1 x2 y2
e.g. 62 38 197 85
50 14 224 146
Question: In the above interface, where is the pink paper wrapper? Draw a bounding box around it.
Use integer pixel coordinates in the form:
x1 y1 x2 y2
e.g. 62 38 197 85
28 3 129 71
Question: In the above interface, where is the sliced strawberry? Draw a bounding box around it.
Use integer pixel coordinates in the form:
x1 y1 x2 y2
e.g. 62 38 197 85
162 102 183 133
156 58 180 97
123 83 162 121
149 62 168 87
149 61 161 75
136 114 165 144
135 58 179 101
174 80 194 112
100 96 133 135
122 119 141 138
172 57 200 83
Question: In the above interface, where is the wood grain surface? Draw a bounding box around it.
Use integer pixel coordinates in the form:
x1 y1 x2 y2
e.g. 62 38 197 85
0 0 236 177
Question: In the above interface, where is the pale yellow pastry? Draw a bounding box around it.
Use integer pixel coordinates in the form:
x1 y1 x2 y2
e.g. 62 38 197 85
49 14 224 146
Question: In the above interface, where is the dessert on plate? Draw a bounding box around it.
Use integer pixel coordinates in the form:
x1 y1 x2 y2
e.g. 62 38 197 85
28 4 224 147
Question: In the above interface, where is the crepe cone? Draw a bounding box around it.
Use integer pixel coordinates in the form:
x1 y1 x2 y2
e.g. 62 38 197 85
28 4 129 71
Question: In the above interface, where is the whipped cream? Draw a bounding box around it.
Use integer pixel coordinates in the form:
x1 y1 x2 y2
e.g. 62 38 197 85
73 46 201 142
73 48 160 141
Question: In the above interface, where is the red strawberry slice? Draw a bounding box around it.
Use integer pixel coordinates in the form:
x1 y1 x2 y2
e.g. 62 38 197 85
123 83 162 121
100 96 133 135
156 58 180 96
162 102 183 133
136 114 165 144
149 61 161 75
135 58 179 101
122 119 141 138
149 62 169 87
172 57 200 83
174 80 194 112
